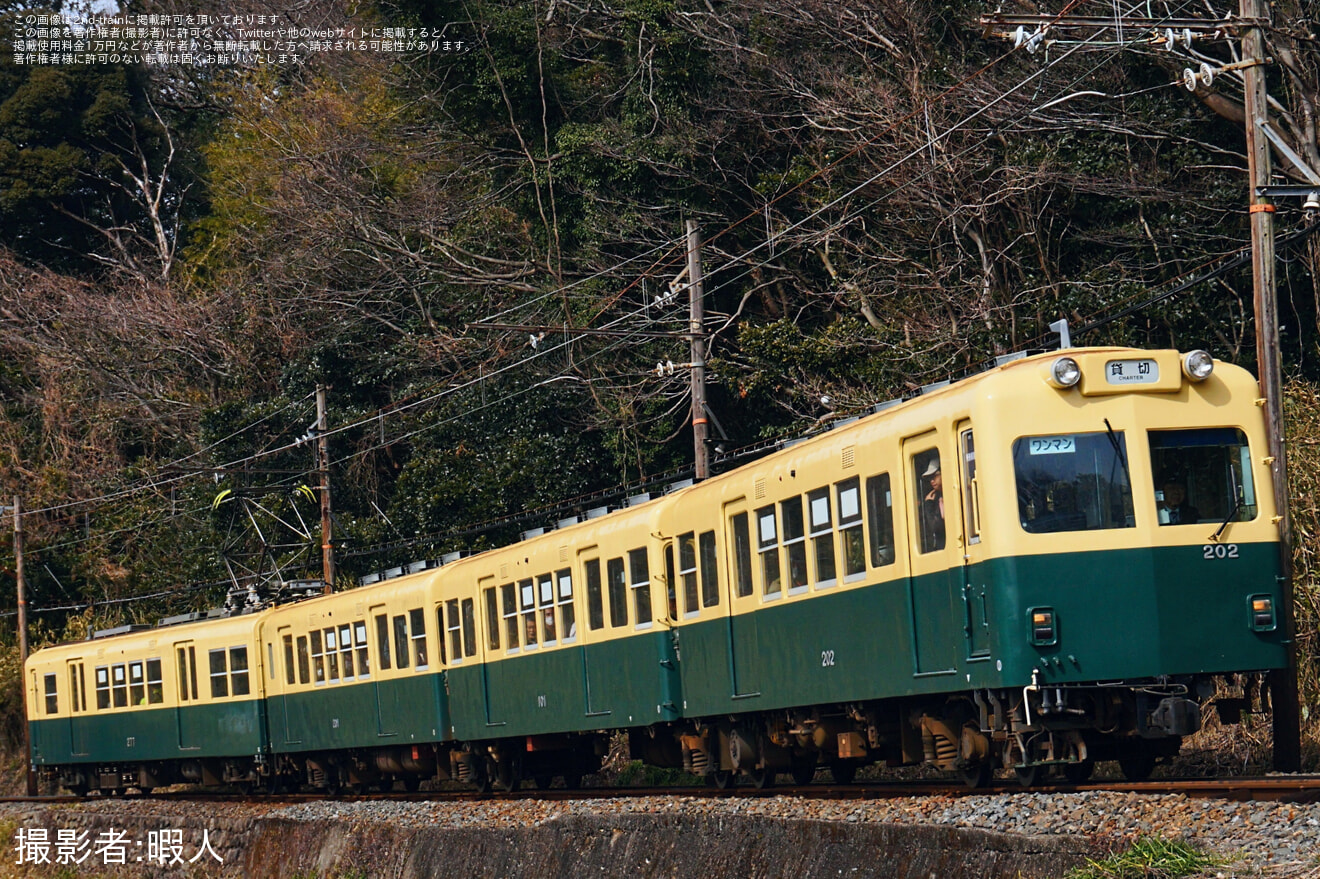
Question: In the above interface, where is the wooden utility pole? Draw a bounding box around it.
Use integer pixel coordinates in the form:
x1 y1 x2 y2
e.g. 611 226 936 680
14 497 35 795
316 387 334 593
686 220 709 481
1241 0 1301 772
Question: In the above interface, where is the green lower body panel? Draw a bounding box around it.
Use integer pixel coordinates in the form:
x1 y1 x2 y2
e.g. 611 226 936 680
269 672 450 754
30 700 266 766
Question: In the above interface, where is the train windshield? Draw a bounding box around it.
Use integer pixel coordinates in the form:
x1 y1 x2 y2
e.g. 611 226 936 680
1014 432 1135 533
1148 428 1257 526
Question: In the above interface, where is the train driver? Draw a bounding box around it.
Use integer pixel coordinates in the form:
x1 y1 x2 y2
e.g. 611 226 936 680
921 458 946 552
1158 477 1200 525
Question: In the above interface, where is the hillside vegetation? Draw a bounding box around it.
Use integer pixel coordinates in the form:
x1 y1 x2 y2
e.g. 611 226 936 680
1 0 1319 767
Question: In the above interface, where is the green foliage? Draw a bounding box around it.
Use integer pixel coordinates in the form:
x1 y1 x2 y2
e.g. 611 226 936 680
1064 837 1222 879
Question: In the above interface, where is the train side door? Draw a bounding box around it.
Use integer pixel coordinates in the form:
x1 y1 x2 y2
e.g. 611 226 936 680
722 499 761 699
576 551 612 718
274 625 301 745
956 421 992 659
370 604 400 738
172 641 201 750
477 577 511 727
65 659 89 757
902 435 961 677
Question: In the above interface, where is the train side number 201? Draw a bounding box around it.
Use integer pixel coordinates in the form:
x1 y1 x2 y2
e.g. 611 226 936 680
821 650 836 667
1202 544 1239 559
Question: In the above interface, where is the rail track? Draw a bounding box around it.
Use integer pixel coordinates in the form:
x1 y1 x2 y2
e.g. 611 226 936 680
5 775 1319 806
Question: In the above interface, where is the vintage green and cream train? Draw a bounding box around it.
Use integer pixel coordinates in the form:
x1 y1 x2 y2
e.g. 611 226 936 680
24 346 1289 793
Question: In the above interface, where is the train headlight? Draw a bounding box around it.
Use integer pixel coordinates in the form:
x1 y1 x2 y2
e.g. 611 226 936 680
1028 606 1057 646
1249 594 1276 632
1047 357 1081 389
1181 350 1214 381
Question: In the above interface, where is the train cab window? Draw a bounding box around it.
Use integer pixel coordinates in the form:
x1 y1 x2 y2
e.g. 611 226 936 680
913 450 946 553
756 506 782 598
502 583 520 649
1014 432 1135 533
699 531 720 607
557 569 577 641
230 647 250 696
146 659 163 704
95 666 110 710
311 630 326 684
129 661 145 705
1149 428 1257 526
865 474 896 567
355 622 370 677
409 608 428 669
297 635 311 684
781 497 809 593
607 558 629 628
393 615 411 668
112 663 128 707
538 575 557 643
808 488 837 588
462 598 477 658
678 533 699 616
283 635 296 685
630 548 652 629
209 649 229 698
339 624 355 678
374 615 392 671
730 512 753 598
520 579 538 648
43 673 57 715
324 628 340 683
585 560 605 631
836 478 865 579
446 599 461 663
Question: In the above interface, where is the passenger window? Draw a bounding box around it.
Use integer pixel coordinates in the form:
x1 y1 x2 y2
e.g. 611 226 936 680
96 665 110 710
961 428 980 543
837 478 866 579
448 598 462 662
129 661 145 706
679 533 698 615
607 558 628 628
297 635 311 684
393 615 410 668
283 635 296 685
539 575 557 642
756 506 781 597
208 650 229 698
187 646 198 700
355 622 370 677
502 583 520 649
484 587 500 651
43 673 57 715
808 488 836 587
146 659 163 704
630 548 652 628
520 579 538 647
324 628 340 682
375 614 392 671
557 570 577 640
68 666 80 713
781 496 808 592
461 598 477 658
436 604 448 665
339 624 355 678
410 608 428 669
112 663 128 707
664 543 678 620
699 531 720 607
914 450 946 553
311 630 326 684
585 559 605 631
730 512 753 598
230 647 250 696
865 474 896 566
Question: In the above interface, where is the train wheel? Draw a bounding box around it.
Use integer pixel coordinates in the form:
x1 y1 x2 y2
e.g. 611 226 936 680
747 768 774 789
1014 764 1043 788
1062 760 1094 784
1118 753 1155 782
402 776 422 793
473 768 493 794
495 758 522 793
790 760 816 786
707 770 734 790
533 775 554 791
958 762 992 790
828 761 856 785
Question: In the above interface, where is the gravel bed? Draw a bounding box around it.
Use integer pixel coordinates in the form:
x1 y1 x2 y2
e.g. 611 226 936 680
16 789 1320 877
